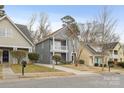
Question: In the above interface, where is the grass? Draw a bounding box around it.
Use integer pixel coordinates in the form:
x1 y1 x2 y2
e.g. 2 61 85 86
0 64 2 79
11 64 59 73
61 64 109 73
61 64 124 73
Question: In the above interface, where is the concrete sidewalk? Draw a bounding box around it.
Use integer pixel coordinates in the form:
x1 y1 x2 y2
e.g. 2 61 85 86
2 64 18 80
35 63 99 75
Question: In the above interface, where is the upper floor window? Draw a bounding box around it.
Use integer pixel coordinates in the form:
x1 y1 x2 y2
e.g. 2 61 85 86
0 28 12 37
114 50 118 55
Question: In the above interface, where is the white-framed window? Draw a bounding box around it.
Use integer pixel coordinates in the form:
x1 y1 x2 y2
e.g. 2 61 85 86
0 28 13 37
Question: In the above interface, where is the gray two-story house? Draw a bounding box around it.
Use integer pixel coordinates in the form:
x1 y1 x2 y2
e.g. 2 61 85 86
36 27 78 64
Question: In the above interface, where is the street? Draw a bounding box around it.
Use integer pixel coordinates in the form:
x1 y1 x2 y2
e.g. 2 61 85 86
0 73 123 88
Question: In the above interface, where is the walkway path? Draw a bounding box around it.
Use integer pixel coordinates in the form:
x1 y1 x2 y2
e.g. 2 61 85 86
35 63 99 75
2 63 18 80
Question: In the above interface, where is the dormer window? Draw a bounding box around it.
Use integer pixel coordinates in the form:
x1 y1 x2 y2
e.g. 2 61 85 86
0 28 12 37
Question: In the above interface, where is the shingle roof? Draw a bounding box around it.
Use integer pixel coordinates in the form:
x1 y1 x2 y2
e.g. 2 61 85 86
86 44 102 55
36 27 66 45
103 42 119 50
15 24 33 43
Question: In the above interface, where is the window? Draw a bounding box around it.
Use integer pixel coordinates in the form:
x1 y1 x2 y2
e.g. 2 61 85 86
0 28 13 37
0 28 5 37
114 50 118 55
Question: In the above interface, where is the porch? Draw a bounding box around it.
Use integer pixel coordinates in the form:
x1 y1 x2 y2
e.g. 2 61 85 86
0 46 32 64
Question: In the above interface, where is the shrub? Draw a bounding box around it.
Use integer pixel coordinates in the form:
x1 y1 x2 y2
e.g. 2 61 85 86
59 60 66 64
100 64 107 67
59 60 72 64
108 61 114 67
28 53 39 63
11 50 26 64
94 63 98 66
66 61 72 64
52 55 61 65
117 62 124 68
79 59 84 64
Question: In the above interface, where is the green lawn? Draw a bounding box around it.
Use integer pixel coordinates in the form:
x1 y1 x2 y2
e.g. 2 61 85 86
0 64 2 79
11 64 58 73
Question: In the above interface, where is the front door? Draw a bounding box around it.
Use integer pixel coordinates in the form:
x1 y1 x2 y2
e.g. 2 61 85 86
3 50 9 62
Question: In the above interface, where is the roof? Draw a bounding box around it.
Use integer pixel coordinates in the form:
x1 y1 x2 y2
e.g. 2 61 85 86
86 44 102 55
15 24 33 43
103 42 119 50
85 42 119 55
0 15 34 46
36 27 66 45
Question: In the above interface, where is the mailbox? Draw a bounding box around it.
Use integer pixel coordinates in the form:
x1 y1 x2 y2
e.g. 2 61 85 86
22 61 27 67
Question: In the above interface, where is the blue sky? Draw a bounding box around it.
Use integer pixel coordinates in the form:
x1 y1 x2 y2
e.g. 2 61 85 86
4 5 124 42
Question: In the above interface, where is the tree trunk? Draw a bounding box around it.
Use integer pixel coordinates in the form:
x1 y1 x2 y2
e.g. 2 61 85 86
102 56 104 71
56 61 57 65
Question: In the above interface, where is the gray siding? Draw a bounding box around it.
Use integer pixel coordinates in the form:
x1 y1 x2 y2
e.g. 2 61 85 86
36 39 51 64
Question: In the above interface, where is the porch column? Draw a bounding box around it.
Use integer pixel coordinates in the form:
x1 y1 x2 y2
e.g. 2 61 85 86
92 56 95 65
28 48 32 53
112 50 114 61
13 47 17 51
66 40 67 50
52 36 55 55
13 47 17 64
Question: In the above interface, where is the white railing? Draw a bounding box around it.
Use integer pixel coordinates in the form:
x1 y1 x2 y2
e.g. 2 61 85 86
51 45 67 52
110 54 118 59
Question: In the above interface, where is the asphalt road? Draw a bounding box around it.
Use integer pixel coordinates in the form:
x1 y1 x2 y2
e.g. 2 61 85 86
0 73 123 88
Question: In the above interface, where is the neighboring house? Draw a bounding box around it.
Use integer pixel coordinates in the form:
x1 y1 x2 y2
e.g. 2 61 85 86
0 15 34 64
80 42 124 66
104 42 124 63
36 27 79 64
80 44 108 66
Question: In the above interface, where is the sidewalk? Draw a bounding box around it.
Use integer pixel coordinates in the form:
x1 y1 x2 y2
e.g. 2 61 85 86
2 64 18 80
35 63 99 75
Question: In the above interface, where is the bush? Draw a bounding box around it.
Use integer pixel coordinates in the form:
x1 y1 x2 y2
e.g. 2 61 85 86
59 60 66 64
79 59 84 64
59 60 72 64
66 61 72 64
11 50 26 64
100 64 107 67
28 53 39 63
108 61 114 67
94 63 99 66
52 55 61 65
117 62 124 68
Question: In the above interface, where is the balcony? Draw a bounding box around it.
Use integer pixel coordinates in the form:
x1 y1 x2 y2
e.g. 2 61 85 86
50 45 68 52
109 54 119 59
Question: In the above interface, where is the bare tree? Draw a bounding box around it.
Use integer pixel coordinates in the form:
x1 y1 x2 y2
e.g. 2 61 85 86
27 14 37 43
37 13 51 41
61 15 81 66
28 13 51 44
95 7 119 71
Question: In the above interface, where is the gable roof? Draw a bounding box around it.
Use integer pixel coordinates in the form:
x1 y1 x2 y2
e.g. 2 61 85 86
15 24 33 43
36 27 66 45
103 42 119 50
86 44 102 55
0 15 34 46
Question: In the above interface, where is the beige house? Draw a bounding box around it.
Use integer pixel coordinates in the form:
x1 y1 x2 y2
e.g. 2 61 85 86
80 42 124 66
0 15 34 64
104 42 124 63
80 44 105 66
